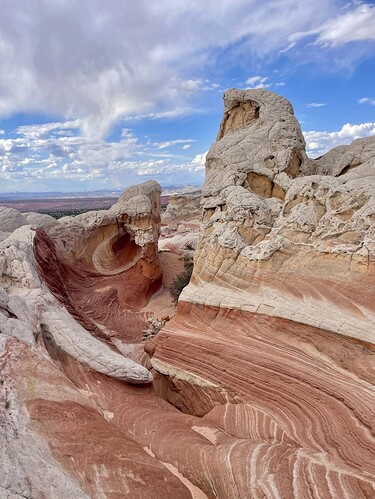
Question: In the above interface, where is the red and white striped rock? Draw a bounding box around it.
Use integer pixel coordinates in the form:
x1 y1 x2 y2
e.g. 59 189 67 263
150 89 375 496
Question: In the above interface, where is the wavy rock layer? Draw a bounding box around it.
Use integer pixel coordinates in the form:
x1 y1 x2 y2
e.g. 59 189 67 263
1 90 375 498
150 89 375 496
0 181 163 384
149 303 375 495
182 89 375 343
36 180 162 340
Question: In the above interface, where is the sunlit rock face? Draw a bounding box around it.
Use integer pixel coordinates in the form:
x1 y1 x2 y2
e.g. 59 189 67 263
150 89 375 496
2 91 375 498
179 89 375 344
35 180 163 341
0 206 57 242
0 181 162 385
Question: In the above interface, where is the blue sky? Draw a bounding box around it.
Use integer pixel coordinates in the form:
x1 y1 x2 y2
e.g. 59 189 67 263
0 0 374 193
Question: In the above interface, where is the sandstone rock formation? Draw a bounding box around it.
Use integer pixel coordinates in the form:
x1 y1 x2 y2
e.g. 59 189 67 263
1 90 375 498
36 180 163 341
0 206 56 242
162 192 201 223
149 89 375 496
174 89 375 344
0 182 160 384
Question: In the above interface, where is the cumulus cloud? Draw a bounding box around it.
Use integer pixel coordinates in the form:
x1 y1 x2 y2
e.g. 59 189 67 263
191 151 208 169
304 122 375 157
0 0 343 138
0 121 204 190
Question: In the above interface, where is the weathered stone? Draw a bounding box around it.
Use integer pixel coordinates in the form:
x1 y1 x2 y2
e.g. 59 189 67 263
150 89 375 497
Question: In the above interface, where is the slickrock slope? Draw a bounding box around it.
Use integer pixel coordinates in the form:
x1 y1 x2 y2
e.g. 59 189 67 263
1 90 375 498
0 182 199 497
149 89 375 497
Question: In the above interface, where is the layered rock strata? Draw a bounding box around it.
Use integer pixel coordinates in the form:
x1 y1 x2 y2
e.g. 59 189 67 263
150 89 375 497
0 181 163 383
178 89 375 343
1 90 375 498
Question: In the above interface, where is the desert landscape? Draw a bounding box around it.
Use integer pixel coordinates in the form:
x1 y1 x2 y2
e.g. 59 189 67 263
1 89 374 498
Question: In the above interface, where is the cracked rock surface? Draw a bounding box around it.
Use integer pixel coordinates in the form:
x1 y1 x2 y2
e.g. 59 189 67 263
1 91 375 498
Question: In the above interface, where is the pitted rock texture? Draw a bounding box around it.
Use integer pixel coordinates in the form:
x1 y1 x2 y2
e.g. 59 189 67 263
314 136 375 176
179 89 375 344
150 89 375 496
205 89 315 203
159 193 201 255
162 192 201 223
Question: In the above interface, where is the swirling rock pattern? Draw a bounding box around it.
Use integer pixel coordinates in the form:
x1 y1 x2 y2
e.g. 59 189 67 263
1 91 375 498
0 180 163 384
150 90 375 496
36 180 163 337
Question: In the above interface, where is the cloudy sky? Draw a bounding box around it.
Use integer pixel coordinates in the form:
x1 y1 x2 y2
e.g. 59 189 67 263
0 0 374 193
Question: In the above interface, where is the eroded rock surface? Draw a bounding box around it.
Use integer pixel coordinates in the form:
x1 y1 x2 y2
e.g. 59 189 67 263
176 89 375 344
1 90 375 498
0 206 56 242
150 89 375 497
30 182 163 359
0 181 163 384
162 192 201 223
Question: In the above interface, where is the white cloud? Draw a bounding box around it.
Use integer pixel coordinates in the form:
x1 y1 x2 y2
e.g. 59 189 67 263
303 121 375 157
315 3 375 46
15 121 81 140
191 151 208 170
307 102 327 107
0 1 343 138
0 130 4 135
0 121 205 190
359 97 375 105
245 75 286 90
246 76 271 89
156 139 195 150
286 3 375 49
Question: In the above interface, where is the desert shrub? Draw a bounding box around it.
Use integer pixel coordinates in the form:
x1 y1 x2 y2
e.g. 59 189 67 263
170 256 194 303
42 208 103 219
